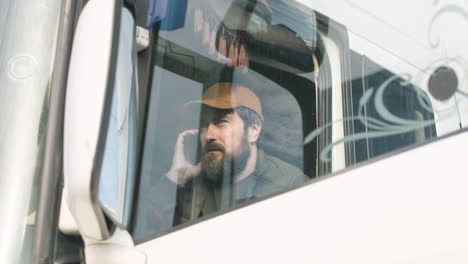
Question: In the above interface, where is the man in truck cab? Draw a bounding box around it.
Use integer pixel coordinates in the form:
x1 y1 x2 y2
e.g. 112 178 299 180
147 82 305 230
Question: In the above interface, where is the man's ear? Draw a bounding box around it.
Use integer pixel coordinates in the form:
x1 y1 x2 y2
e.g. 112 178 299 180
248 123 261 144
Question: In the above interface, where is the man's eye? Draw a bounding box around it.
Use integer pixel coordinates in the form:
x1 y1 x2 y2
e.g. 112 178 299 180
200 120 209 128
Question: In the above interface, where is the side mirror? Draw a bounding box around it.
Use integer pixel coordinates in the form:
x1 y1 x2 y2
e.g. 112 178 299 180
64 0 137 241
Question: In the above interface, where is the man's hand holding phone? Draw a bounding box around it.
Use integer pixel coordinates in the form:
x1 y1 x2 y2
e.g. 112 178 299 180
166 129 201 185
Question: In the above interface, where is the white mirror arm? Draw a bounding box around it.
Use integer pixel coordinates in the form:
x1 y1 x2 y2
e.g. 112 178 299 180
58 188 79 235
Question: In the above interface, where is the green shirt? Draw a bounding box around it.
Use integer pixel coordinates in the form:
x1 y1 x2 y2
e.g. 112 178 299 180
143 149 306 234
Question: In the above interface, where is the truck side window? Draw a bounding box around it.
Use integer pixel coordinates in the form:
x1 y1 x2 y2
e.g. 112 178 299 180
345 52 436 165
303 29 438 172
132 0 321 242
130 0 447 243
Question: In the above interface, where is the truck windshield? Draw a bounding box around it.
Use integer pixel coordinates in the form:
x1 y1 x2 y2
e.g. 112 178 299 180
0 0 62 263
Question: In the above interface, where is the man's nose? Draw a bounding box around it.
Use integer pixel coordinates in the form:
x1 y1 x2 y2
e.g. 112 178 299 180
203 123 218 141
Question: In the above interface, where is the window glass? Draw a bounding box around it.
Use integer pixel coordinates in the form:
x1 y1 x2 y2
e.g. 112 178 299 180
132 0 459 242
303 34 438 170
133 0 319 241
343 51 437 165
98 7 137 227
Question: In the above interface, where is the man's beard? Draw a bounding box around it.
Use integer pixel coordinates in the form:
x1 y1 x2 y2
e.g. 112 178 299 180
201 136 250 184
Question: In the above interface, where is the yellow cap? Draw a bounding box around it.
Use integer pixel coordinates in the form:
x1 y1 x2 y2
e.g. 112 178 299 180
196 82 263 120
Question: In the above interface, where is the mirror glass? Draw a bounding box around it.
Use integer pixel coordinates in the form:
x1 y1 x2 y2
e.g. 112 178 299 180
98 7 138 227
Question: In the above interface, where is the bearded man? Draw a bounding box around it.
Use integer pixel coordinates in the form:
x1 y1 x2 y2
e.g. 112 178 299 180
153 82 305 226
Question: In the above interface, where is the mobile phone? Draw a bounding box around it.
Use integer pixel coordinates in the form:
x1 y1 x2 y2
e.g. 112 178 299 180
183 130 200 164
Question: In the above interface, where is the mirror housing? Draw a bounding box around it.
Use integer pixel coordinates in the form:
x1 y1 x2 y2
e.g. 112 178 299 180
63 0 119 241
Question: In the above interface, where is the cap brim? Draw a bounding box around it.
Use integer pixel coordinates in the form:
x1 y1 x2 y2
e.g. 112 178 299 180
184 99 236 109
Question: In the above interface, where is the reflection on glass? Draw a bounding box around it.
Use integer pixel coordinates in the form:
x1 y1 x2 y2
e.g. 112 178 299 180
133 0 317 241
303 48 438 167
132 0 468 244
98 8 137 227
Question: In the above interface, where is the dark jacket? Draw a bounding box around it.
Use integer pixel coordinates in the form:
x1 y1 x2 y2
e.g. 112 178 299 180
140 149 306 235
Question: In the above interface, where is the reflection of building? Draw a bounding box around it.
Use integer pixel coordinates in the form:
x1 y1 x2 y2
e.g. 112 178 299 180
152 0 321 177
184 0 317 74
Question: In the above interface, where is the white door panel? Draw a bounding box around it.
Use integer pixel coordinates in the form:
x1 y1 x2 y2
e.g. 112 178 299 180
137 130 468 263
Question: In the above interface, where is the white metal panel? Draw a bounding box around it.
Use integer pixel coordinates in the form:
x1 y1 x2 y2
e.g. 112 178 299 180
138 130 468 264
0 0 62 262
